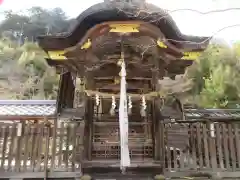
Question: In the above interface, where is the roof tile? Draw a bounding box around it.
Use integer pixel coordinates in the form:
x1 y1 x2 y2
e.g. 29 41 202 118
0 100 240 119
0 100 56 116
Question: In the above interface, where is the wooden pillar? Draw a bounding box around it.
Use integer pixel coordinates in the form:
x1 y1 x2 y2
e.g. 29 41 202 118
151 55 165 173
152 99 159 160
153 98 165 161
151 55 160 160
84 71 96 161
57 70 75 113
84 96 94 161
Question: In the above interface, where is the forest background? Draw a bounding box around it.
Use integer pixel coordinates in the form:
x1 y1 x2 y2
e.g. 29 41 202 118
0 7 240 108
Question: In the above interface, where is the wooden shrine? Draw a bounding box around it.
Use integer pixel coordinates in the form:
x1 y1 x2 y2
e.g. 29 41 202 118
37 0 211 178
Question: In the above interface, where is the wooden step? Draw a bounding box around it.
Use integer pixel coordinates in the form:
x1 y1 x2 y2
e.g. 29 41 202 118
92 142 152 148
93 122 151 126
82 159 160 168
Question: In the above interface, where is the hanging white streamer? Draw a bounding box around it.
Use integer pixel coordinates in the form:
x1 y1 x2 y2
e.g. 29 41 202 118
128 96 132 115
140 96 147 117
110 96 116 116
119 60 130 171
95 94 100 106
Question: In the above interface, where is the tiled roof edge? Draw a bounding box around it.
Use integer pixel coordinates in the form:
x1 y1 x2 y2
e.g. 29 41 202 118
0 100 56 105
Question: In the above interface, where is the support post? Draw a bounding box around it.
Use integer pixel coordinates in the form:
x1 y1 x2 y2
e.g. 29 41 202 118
57 71 75 113
152 53 165 176
151 55 161 160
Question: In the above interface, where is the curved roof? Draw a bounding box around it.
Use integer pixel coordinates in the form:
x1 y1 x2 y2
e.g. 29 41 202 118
37 1 210 51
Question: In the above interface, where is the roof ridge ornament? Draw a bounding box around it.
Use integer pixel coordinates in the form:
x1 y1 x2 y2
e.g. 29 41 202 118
104 0 146 7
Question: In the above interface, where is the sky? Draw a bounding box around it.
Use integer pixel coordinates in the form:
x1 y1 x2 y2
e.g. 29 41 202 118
1 0 240 43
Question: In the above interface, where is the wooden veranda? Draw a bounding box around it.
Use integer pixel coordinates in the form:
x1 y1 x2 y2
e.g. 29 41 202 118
0 100 240 179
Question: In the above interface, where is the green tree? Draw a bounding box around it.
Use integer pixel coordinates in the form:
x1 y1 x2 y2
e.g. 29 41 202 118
187 42 240 108
0 7 73 41
0 38 59 100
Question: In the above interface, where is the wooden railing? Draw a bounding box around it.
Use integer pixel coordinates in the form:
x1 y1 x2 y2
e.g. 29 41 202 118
0 119 240 179
163 121 240 178
0 121 85 179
